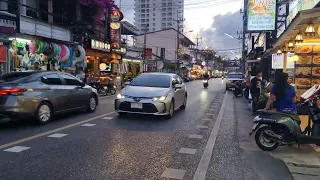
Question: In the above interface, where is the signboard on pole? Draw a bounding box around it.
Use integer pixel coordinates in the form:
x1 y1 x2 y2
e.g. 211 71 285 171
247 0 276 31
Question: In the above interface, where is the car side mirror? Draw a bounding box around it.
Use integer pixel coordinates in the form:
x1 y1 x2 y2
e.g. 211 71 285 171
80 81 86 87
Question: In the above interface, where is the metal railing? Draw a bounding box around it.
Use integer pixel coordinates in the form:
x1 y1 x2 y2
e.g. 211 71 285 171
1 0 71 26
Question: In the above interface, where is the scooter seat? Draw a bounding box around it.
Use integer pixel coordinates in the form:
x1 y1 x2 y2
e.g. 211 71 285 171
257 110 300 122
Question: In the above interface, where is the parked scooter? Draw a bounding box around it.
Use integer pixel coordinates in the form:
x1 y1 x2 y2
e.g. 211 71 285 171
106 84 116 95
250 91 320 151
90 80 108 96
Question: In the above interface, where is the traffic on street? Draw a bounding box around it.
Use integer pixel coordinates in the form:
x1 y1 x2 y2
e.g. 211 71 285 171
0 78 293 180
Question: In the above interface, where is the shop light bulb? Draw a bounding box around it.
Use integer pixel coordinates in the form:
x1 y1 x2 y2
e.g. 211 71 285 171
305 24 315 36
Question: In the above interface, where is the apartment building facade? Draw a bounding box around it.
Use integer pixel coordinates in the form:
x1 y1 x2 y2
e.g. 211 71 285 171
134 0 184 32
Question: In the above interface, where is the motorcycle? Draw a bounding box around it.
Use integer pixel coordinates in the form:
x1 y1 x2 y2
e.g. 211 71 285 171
203 79 209 88
90 80 108 96
106 84 116 95
249 89 320 151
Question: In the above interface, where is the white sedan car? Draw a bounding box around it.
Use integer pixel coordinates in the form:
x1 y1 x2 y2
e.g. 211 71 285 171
115 73 187 118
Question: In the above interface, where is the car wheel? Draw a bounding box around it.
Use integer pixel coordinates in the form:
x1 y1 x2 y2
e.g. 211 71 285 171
35 101 52 124
87 96 97 112
180 95 187 110
167 100 174 118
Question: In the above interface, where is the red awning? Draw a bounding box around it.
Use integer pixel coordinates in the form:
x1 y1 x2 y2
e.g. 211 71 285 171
0 45 6 63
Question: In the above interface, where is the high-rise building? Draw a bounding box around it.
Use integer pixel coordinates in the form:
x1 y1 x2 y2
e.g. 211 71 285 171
134 0 184 32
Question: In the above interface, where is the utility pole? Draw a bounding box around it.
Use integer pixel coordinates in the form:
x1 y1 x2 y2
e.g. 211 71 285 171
240 2 247 75
194 33 202 66
176 10 184 75
155 46 159 72
143 28 147 72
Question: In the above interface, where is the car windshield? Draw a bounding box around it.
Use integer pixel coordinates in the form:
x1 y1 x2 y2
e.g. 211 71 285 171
130 74 171 88
227 74 243 79
0 72 36 83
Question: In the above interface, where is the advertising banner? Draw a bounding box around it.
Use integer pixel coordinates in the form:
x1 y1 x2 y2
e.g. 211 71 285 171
271 53 295 69
247 0 276 31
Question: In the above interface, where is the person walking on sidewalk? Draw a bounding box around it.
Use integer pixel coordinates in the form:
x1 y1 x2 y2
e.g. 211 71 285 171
250 71 262 114
264 72 297 114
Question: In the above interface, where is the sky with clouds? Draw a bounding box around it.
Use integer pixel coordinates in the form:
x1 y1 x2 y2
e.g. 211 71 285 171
115 0 243 58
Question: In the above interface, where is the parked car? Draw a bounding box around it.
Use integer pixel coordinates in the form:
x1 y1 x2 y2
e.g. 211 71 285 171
0 71 99 124
115 73 187 118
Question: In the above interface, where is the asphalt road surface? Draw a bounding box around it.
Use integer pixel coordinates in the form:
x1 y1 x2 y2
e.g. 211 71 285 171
0 79 293 180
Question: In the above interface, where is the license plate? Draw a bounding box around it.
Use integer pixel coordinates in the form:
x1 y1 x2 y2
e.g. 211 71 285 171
131 103 142 109
252 123 258 130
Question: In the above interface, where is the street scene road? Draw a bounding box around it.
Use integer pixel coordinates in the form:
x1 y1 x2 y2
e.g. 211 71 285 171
0 79 293 180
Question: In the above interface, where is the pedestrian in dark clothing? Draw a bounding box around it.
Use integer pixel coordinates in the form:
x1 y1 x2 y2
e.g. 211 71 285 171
250 71 262 113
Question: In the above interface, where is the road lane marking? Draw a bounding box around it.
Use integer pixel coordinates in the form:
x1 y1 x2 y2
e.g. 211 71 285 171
0 111 115 150
196 125 208 129
189 134 203 139
101 117 114 120
81 123 96 127
47 133 68 138
3 146 30 153
193 91 227 180
161 168 186 179
202 118 211 121
206 113 215 116
178 147 197 155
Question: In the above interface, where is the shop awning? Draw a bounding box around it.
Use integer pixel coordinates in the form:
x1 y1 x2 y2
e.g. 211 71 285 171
274 7 320 48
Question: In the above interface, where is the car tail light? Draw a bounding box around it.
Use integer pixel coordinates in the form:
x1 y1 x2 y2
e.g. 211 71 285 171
0 88 25 95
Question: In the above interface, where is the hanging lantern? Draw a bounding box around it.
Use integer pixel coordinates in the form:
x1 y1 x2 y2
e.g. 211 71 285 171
288 40 295 50
277 49 282 55
295 31 303 44
305 23 315 36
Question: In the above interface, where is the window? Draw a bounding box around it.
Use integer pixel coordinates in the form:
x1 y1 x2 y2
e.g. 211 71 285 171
61 74 81 86
130 74 171 88
41 73 62 85
0 72 36 83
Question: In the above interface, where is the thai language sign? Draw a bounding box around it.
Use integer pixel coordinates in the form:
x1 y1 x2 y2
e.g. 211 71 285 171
247 0 276 31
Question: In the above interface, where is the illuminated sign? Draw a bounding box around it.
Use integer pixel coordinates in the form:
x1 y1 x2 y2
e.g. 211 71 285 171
247 0 276 31
272 53 295 69
91 39 126 54
91 39 110 52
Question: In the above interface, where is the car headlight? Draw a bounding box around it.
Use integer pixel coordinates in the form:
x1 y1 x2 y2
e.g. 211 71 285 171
153 96 166 101
117 93 125 99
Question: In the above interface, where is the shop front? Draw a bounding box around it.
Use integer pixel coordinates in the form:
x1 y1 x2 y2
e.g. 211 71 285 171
6 36 86 74
272 7 320 130
85 39 126 87
121 57 143 80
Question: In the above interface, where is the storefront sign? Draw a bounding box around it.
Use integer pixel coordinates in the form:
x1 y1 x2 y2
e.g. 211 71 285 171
286 0 320 29
99 63 112 71
272 53 295 69
112 47 126 54
0 14 16 34
91 39 110 52
110 10 123 22
145 48 152 59
247 0 276 31
109 10 123 50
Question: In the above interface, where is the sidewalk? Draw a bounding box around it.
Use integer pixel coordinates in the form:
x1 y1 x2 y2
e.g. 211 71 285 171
235 96 320 179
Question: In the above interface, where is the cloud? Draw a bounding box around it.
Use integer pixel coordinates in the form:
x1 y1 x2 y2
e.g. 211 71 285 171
200 10 242 58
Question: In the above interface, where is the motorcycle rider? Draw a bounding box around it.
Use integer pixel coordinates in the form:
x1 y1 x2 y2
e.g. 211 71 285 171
264 72 297 116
